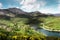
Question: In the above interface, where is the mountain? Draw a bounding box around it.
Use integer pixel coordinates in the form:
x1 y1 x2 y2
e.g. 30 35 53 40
28 11 54 17
0 8 28 18
8 8 27 14
53 14 60 16
0 8 54 20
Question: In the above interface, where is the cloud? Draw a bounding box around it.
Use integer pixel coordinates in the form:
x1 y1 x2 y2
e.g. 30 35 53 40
39 0 60 14
39 7 60 14
0 3 3 9
16 0 60 13
57 5 60 13
20 3 40 12
19 0 46 12
20 0 36 5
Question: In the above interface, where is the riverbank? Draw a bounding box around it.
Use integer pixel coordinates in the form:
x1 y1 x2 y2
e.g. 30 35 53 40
41 17 60 33
41 26 60 32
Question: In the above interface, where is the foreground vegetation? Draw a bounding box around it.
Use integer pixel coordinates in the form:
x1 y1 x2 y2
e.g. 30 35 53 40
0 17 46 40
0 16 60 40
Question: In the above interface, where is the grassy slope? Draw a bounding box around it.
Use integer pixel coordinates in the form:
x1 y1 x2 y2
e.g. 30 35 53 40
41 17 60 30
0 16 60 40
0 17 46 40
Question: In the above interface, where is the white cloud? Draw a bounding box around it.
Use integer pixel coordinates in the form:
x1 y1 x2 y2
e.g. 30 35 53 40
39 7 60 14
39 1 46 7
0 3 3 9
16 0 60 13
16 7 20 8
20 3 40 12
57 5 60 13
20 0 36 5
19 0 46 12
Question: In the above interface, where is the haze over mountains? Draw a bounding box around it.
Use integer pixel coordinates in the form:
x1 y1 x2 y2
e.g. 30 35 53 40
0 8 59 19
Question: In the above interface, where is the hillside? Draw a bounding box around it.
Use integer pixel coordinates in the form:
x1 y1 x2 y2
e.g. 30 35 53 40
0 8 54 19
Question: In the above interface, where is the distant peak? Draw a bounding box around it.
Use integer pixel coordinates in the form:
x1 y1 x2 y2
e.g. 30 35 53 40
34 11 41 13
9 7 17 9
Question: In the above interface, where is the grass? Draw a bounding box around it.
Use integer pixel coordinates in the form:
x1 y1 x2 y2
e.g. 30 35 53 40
0 17 46 40
41 17 60 30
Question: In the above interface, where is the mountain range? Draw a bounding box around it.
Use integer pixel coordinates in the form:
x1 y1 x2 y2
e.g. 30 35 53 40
0 8 56 19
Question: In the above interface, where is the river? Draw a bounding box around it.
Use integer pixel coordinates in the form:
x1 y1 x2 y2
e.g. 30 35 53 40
38 28 60 37
31 25 60 37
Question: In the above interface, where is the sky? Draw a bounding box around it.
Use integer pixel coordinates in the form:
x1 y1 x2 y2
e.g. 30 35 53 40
0 0 60 14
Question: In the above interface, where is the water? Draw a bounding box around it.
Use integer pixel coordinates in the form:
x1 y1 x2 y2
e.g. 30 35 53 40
37 28 60 37
32 25 60 37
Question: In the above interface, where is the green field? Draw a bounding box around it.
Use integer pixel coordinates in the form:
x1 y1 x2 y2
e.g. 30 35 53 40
41 17 60 30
